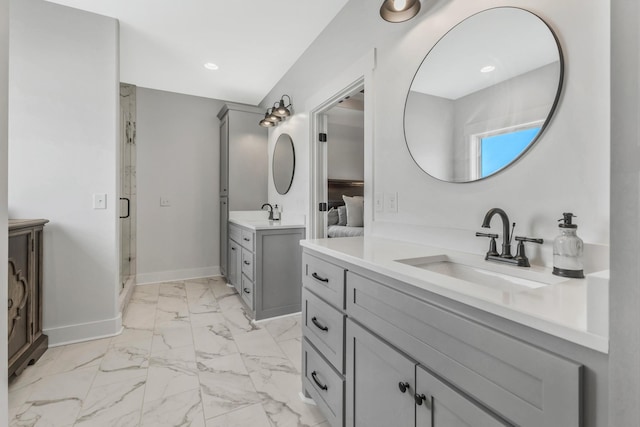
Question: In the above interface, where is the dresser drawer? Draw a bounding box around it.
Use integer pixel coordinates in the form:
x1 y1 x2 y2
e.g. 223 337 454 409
240 230 254 251
303 287 345 373
302 252 346 309
241 248 254 281
229 224 241 243
241 274 254 309
303 339 344 427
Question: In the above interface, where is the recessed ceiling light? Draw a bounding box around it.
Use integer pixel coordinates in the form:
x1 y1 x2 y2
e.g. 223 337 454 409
480 65 496 73
204 62 219 71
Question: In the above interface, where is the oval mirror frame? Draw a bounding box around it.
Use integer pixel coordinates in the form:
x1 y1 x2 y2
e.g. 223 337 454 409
403 7 564 183
273 133 296 195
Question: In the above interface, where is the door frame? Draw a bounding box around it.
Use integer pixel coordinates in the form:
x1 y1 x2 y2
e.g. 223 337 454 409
307 49 376 239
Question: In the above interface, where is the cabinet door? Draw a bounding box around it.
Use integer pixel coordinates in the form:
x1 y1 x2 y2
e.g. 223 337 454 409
416 366 511 427
346 319 415 427
228 240 239 288
220 198 228 276
220 115 229 196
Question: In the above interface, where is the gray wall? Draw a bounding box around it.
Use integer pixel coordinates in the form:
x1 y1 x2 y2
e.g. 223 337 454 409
328 121 365 181
136 88 224 283
610 0 640 424
0 0 8 416
8 0 120 345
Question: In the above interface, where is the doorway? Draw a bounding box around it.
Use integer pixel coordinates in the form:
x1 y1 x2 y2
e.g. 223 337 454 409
310 81 365 238
119 83 137 307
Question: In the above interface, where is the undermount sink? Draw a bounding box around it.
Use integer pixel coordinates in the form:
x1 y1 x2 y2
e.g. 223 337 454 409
395 255 567 290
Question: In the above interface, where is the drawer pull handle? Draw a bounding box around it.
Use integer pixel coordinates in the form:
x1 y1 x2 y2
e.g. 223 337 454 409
398 382 410 393
244 288 251 294
311 371 328 391
311 272 329 283
8 298 13 309
311 316 329 332
244 261 251 265
415 393 431 409
311 317 329 332
243 237 250 242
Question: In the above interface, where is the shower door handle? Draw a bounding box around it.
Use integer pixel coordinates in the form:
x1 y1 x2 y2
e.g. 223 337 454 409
120 197 130 219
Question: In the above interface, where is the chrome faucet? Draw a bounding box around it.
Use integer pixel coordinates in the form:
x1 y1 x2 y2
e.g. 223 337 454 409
476 208 543 267
261 203 274 220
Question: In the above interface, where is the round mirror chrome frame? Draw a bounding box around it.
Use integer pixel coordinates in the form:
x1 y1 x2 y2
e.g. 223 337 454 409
403 7 564 183
272 133 296 195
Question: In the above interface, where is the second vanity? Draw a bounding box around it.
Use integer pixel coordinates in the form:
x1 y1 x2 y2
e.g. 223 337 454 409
228 212 305 320
300 236 609 427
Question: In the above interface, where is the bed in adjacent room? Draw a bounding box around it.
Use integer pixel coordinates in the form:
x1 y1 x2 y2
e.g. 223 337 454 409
326 179 364 238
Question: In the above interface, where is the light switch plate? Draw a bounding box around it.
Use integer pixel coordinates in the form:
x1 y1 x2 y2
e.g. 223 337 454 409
160 197 171 207
375 193 383 212
93 193 107 209
384 192 398 213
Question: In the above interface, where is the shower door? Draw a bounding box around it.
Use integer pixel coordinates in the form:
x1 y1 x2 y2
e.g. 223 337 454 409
120 83 136 291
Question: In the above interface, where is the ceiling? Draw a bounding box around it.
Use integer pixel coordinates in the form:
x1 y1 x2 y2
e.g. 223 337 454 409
44 0 349 105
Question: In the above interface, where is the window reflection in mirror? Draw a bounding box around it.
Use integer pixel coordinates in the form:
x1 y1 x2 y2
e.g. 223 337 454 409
404 7 563 183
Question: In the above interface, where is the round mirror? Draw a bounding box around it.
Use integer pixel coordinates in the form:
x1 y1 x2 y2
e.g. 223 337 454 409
273 133 296 194
404 7 563 183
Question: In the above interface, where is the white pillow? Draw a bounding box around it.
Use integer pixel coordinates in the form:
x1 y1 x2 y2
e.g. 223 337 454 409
337 206 348 226
327 208 339 226
342 195 364 227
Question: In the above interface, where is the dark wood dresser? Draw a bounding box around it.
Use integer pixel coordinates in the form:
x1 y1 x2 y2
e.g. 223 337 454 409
8 219 48 378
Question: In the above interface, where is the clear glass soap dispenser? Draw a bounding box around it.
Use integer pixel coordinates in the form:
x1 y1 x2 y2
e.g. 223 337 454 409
553 212 584 278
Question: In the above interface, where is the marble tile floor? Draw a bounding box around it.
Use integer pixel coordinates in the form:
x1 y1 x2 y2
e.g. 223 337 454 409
8 277 328 427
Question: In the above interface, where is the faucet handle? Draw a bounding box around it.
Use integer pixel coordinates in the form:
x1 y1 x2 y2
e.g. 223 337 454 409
514 236 543 244
514 236 543 267
476 232 499 258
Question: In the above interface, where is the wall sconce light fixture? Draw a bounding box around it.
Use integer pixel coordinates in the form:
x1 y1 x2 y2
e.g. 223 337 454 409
259 95 293 128
380 0 421 23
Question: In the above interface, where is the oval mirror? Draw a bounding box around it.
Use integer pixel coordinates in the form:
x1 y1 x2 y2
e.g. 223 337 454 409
273 133 295 194
404 7 563 183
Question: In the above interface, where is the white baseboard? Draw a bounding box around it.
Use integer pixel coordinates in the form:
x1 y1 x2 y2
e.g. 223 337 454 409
44 313 123 347
135 266 221 285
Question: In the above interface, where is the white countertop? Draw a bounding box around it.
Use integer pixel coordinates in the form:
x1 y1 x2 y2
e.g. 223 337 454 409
301 236 609 353
229 211 305 231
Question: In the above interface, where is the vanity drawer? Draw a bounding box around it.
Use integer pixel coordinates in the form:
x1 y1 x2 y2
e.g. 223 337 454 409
302 287 345 373
229 224 241 243
303 252 346 309
303 338 344 427
241 248 254 281
346 271 582 427
241 274 254 309
240 230 254 251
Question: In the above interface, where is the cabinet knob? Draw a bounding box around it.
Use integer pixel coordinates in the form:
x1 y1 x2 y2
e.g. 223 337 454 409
398 381 410 393
415 393 431 409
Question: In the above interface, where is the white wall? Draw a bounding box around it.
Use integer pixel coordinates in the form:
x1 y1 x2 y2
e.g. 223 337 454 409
263 0 609 270
327 114 364 181
609 0 640 424
136 88 224 284
0 0 9 417
8 0 120 345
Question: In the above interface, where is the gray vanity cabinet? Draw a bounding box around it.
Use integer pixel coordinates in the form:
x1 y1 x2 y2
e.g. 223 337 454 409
218 103 267 278
230 222 305 320
301 248 595 427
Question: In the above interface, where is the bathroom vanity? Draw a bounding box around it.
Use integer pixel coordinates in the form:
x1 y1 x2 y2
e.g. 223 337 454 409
228 214 305 320
301 237 608 427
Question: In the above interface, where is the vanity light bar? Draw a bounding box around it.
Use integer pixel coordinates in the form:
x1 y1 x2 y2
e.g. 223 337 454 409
259 95 293 128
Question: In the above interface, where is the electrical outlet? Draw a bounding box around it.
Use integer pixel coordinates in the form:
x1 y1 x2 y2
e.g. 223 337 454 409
93 193 107 209
374 193 383 212
384 192 398 213
160 197 171 207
